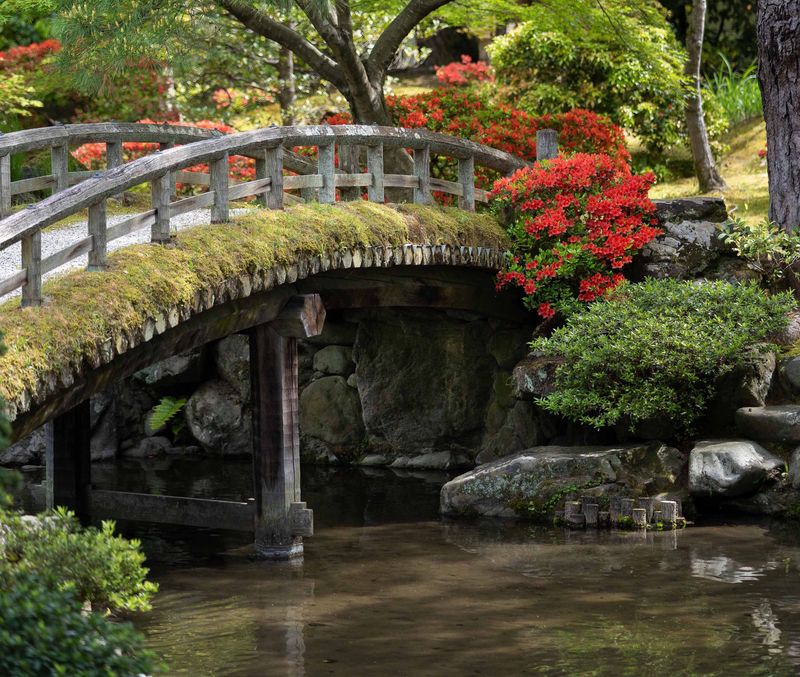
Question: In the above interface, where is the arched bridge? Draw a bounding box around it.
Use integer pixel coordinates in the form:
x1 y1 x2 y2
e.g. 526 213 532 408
0 123 538 559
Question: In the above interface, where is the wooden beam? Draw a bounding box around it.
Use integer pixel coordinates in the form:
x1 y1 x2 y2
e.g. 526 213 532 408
270 293 326 338
0 154 10 218
249 322 304 559
210 152 229 223
536 129 558 161
89 489 254 531
46 399 91 521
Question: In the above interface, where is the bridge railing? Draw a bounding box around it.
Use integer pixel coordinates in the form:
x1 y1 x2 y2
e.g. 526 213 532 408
0 124 530 307
0 121 326 217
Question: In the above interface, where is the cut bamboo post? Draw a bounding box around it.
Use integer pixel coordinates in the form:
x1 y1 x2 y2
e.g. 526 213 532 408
637 497 655 523
458 155 475 211
413 144 432 205
620 498 634 518
632 508 648 529
21 230 41 307
87 200 107 271
536 129 558 161
598 511 611 528
367 143 384 203
661 500 677 526
0 153 10 218
151 172 172 243
609 497 621 523
318 142 335 204
210 152 229 223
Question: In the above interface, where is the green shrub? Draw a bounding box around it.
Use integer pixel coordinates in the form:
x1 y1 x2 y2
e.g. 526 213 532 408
488 5 728 155
0 570 161 676
533 279 795 432
719 216 800 286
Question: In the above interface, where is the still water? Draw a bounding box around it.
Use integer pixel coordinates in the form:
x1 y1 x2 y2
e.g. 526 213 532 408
94 458 800 676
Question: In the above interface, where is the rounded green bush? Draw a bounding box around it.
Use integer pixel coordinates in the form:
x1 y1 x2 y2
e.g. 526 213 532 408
533 279 795 432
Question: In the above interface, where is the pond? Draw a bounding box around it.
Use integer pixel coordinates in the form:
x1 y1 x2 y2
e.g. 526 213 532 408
91 458 800 676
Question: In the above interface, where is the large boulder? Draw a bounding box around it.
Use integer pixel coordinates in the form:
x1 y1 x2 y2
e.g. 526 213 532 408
441 444 684 518
299 375 364 450
0 427 46 466
312 345 354 377
736 405 800 443
688 439 783 497
790 447 800 490
90 392 118 461
215 335 250 400
185 379 252 455
477 400 542 464
511 353 563 399
134 349 204 387
353 310 495 453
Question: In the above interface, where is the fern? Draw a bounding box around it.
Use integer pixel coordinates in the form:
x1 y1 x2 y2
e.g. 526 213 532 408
145 396 186 436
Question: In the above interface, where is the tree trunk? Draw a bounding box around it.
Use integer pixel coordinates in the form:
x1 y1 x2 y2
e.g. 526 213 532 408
758 0 800 230
685 0 727 192
277 45 296 125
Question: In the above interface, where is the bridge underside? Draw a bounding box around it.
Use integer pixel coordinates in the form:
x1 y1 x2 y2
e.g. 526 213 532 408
14 262 527 559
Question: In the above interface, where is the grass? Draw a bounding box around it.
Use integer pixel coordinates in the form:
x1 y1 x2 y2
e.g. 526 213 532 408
0 202 507 407
650 118 769 225
706 56 763 126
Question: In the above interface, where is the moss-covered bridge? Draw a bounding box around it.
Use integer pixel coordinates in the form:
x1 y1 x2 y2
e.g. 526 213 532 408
0 123 535 558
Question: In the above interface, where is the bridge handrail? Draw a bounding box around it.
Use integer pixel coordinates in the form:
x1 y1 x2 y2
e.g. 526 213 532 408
0 122 325 217
0 124 530 306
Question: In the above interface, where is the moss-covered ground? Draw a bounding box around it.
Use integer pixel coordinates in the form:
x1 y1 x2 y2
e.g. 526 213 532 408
0 202 508 406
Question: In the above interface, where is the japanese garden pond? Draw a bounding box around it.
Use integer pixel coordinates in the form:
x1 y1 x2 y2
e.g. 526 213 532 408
81 458 800 675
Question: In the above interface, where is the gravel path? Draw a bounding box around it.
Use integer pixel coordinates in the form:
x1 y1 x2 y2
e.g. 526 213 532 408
0 208 247 303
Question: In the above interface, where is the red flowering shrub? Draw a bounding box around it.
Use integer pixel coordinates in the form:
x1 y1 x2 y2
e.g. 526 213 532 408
491 153 660 319
72 120 255 187
386 88 629 168
0 40 61 72
435 56 493 86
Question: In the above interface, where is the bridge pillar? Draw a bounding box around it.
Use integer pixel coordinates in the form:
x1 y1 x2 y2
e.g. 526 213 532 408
45 399 91 521
249 294 325 559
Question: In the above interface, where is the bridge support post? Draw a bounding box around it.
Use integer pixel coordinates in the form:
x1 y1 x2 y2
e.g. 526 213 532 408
249 294 325 560
45 399 91 522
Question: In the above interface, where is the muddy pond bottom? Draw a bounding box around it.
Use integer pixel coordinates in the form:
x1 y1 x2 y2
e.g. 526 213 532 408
92 458 800 676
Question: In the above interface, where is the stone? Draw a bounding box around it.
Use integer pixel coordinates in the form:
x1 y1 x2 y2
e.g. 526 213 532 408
90 392 117 461
134 349 204 386
477 400 541 464
353 310 495 453
511 352 563 400
780 355 800 394
790 447 800 490
312 345 354 376
185 379 252 455
299 375 364 448
123 436 172 458
215 335 250 400
390 449 472 470
705 350 776 433
346 373 358 388
359 454 389 466
637 198 729 280
487 326 534 369
688 439 783 497
736 405 800 443
773 309 800 347
440 443 684 518
0 427 46 466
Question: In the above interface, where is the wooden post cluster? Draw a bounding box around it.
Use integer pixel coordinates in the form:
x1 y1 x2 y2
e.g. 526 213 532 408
557 495 687 531
536 129 559 161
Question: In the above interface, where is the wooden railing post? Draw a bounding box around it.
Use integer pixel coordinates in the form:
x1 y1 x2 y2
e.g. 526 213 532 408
106 141 123 169
51 143 69 194
318 142 335 204
151 173 172 243
367 143 384 203
458 155 475 211
258 145 284 209
413 144 432 205
21 230 42 307
338 142 360 201
87 200 107 271
160 141 177 197
210 152 229 223
536 129 559 161
0 154 10 218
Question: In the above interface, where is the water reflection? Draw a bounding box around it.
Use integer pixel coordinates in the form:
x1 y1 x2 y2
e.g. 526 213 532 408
90 458 800 676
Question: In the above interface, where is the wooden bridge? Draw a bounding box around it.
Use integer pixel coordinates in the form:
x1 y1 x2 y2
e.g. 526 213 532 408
0 122 542 558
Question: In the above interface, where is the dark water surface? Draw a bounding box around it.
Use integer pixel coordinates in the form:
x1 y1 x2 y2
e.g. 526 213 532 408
93 458 800 676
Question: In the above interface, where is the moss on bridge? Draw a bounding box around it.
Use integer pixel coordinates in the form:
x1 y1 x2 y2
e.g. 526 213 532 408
0 202 508 407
